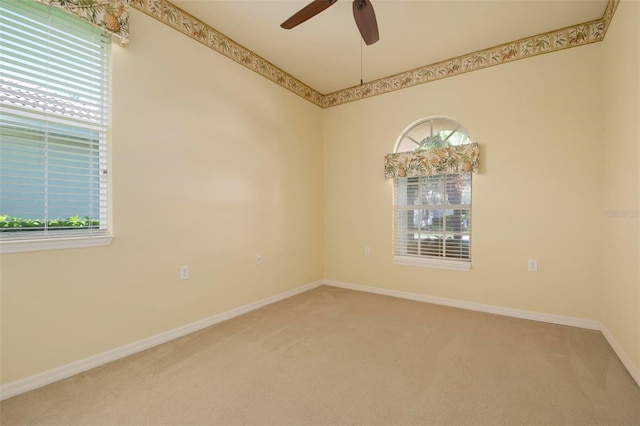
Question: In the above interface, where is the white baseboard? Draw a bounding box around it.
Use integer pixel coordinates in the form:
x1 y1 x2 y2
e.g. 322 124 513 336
323 279 640 387
323 279 602 330
601 325 640 387
4 279 638 401
0 280 323 401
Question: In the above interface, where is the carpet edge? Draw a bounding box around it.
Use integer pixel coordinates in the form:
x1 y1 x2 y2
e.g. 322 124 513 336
0 280 323 401
601 324 640 387
322 279 640 387
322 279 602 329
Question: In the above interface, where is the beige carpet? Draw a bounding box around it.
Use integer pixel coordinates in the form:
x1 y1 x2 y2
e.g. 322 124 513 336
1 285 639 425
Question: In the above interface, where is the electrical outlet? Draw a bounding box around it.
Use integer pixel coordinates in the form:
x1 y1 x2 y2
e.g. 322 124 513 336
528 259 538 272
180 265 189 280
364 246 371 256
256 254 262 265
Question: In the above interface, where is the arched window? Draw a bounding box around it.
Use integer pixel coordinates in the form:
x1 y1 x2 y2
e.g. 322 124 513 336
387 117 477 271
394 116 472 153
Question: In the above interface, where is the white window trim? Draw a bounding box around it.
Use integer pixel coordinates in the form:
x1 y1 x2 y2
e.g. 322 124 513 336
393 255 471 272
0 235 112 254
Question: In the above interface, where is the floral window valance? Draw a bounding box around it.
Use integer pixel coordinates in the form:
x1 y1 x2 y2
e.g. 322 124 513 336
36 0 129 45
384 143 479 179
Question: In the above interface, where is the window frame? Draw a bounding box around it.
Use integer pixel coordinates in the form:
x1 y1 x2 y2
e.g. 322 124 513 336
0 0 113 254
392 117 473 272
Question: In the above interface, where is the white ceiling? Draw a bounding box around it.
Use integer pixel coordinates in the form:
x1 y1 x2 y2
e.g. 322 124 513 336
170 0 608 94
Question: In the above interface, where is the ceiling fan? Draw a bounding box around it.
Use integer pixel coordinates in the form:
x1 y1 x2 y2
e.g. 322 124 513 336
281 0 380 45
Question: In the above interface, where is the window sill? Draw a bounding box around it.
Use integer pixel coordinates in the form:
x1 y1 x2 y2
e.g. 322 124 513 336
0 234 113 254
393 255 471 272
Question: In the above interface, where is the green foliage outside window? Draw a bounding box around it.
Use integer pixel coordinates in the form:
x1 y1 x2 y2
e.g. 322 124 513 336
0 215 99 231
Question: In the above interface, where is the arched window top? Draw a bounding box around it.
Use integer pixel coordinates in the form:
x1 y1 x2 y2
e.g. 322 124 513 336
385 116 479 179
394 116 472 154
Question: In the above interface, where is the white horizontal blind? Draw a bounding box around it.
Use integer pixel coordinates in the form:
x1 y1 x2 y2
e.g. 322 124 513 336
0 0 111 240
394 174 471 261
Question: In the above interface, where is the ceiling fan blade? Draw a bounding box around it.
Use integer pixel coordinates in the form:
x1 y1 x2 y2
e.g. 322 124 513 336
352 0 379 45
281 0 338 29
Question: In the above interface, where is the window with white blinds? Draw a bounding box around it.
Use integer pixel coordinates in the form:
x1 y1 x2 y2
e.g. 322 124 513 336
392 117 473 271
394 174 471 264
0 0 112 252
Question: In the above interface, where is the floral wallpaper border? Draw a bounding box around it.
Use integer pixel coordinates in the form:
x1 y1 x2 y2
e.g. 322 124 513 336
129 0 324 106
130 0 619 109
324 0 619 108
38 0 130 45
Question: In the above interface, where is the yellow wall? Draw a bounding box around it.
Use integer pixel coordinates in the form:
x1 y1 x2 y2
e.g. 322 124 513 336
323 44 604 319
0 10 324 383
602 0 640 378
2 3 639 387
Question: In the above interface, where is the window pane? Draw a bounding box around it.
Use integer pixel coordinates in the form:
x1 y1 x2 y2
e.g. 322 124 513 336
421 209 443 232
0 0 110 238
443 174 470 205
422 176 444 206
405 177 419 205
421 237 442 257
444 237 470 259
